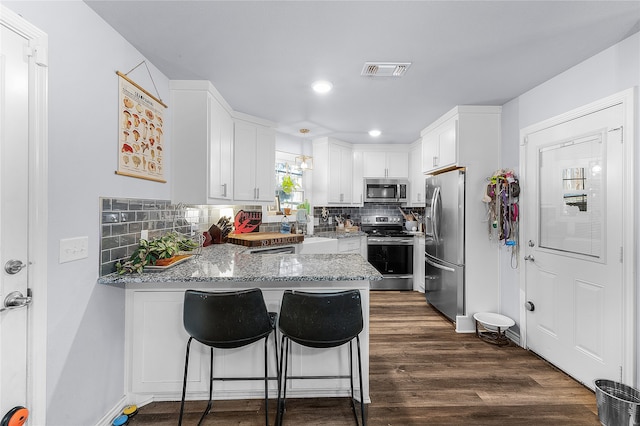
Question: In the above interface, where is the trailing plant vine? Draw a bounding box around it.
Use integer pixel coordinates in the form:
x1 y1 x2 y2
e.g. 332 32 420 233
116 232 199 274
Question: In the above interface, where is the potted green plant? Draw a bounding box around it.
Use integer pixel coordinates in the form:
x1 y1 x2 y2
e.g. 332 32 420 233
116 232 198 274
281 174 297 194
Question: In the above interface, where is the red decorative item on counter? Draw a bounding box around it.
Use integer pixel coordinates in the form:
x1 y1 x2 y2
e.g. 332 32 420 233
233 210 262 234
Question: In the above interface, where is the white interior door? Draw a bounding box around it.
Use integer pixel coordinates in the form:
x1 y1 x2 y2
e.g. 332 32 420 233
1 7 48 424
0 22 31 419
522 101 628 389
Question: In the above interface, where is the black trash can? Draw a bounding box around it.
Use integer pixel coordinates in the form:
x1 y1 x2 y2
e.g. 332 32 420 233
595 379 640 426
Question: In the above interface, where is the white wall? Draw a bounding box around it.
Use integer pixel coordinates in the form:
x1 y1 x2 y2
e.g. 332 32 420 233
498 98 521 334
5 2 171 424
275 131 312 156
500 31 639 379
5 1 640 422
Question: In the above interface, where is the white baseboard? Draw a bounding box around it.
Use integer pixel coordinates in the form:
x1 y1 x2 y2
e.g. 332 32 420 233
94 395 127 426
95 395 155 426
455 314 476 333
505 328 521 346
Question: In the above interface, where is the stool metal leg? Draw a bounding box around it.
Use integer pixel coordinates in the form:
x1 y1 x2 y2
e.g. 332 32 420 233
348 337 366 426
263 337 269 426
356 336 366 426
349 341 356 416
197 347 214 426
276 335 290 426
178 337 193 426
271 332 280 426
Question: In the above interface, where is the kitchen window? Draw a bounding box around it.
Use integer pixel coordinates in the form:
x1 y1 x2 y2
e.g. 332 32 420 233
267 151 306 216
275 161 304 211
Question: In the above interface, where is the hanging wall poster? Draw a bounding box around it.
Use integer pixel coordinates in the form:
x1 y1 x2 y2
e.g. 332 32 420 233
116 71 167 182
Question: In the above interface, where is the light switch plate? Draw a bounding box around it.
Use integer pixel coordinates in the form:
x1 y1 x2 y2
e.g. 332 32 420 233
59 236 89 263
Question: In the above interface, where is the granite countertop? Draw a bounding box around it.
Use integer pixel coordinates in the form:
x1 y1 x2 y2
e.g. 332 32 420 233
97 243 382 285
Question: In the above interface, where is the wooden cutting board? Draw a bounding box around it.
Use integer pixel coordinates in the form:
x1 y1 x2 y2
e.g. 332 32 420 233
227 232 304 247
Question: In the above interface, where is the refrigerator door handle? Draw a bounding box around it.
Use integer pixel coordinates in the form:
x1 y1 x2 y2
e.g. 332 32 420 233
425 255 455 272
431 186 442 243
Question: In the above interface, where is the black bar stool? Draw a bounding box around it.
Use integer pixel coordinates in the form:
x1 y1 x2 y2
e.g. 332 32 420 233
178 288 279 426
276 289 366 425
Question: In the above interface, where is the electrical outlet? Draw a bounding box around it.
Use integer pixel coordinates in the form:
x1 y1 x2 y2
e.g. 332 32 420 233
140 230 149 241
59 236 89 263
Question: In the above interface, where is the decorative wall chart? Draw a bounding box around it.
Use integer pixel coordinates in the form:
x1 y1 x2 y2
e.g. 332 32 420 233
116 70 167 182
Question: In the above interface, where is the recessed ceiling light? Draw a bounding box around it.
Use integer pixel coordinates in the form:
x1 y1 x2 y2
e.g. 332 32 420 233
369 129 381 137
312 80 333 94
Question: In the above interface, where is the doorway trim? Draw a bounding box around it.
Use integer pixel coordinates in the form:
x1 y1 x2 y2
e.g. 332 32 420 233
1 5 49 423
519 88 636 386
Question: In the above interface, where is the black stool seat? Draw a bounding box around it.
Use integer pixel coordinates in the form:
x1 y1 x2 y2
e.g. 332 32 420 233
178 288 278 426
277 289 366 425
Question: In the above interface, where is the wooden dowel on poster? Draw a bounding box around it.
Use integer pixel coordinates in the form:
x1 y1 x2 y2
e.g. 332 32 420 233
116 71 167 108
115 170 167 183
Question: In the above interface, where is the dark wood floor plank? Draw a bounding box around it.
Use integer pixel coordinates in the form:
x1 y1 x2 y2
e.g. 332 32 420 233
128 291 600 425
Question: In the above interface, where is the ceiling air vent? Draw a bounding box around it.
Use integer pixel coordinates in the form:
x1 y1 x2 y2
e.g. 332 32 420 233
361 62 412 77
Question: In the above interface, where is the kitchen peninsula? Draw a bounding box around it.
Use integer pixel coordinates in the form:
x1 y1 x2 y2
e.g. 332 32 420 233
98 243 381 406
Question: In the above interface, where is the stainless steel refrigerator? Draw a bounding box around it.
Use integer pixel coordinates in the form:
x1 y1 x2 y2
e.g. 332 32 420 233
424 168 465 322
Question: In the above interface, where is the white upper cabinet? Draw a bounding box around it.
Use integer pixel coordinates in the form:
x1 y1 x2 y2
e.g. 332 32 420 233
233 116 276 203
421 105 501 174
362 150 408 178
421 115 457 173
170 80 233 204
312 137 353 206
408 139 425 206
352 151 364 206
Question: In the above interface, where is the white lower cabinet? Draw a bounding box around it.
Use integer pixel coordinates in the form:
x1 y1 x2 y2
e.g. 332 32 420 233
126 284 370 403
298 238 338 254
298 236 366 256
129 290 279 397
337 236 364 254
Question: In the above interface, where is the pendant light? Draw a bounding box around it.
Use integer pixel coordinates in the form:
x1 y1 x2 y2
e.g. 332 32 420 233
295 128 313 171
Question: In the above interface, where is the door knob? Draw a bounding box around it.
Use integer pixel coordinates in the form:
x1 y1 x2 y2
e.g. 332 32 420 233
4 259 26 275
0 290 32 313
525 301 535 312
524 255 535 261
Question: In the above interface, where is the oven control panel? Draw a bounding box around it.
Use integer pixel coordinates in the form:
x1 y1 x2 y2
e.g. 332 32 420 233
361 215 402 224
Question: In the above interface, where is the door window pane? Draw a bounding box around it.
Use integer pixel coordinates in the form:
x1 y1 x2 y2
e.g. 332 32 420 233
538 133 604 258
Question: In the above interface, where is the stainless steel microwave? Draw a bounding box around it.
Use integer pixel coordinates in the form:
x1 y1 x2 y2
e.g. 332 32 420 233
364 179 409 203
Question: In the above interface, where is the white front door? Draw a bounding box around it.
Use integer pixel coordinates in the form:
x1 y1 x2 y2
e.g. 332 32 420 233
0 6 48 424
0 22 31 419
522 97 632 389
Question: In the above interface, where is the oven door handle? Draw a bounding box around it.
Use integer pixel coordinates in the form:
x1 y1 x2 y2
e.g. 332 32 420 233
380 274 414 279
425 256 455 273
367 238 413 245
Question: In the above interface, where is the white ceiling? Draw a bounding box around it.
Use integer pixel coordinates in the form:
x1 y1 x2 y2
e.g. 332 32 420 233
85 1 640 145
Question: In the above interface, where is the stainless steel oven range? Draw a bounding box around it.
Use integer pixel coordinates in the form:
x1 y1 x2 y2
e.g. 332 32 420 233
361 215 413 290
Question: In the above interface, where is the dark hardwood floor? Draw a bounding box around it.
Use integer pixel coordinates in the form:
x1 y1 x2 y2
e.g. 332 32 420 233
128 291 599 425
